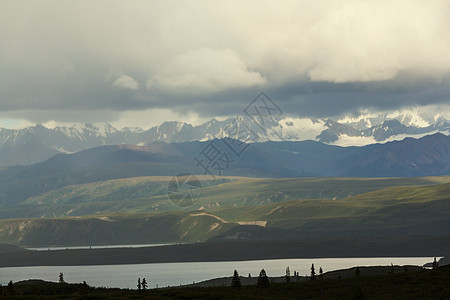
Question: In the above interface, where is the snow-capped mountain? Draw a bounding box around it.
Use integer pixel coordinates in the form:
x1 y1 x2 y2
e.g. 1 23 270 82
0 112 448 166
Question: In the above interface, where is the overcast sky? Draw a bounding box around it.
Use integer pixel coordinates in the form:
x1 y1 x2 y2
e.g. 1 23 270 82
1 0 449 129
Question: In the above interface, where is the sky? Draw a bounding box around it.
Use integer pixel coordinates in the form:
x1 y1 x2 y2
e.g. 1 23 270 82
1 0 449 129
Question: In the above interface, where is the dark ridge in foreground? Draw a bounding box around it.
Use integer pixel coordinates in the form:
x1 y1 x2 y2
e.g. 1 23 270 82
2 265 449 299
0 237 448 268
189 265 424 288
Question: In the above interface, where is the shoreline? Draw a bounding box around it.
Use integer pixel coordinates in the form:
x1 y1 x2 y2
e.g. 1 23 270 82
1 237 448 268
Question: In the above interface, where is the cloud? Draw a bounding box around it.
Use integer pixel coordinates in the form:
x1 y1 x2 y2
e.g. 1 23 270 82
109 108 210 130
147 48 266 93
0 0 449 125
305 0 450 83
113 74 139 90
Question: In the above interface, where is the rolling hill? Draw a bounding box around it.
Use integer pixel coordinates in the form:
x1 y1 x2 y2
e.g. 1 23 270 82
1 176 449 219
0 182 448 247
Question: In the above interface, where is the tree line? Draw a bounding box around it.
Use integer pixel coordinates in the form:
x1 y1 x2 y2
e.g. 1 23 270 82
231 263 323 288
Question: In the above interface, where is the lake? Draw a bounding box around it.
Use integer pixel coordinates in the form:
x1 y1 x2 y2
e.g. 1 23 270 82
0 257 435 289
26 243 174 251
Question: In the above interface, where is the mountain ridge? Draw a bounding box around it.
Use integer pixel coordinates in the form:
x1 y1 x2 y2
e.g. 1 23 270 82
0 112 448 166
0 133 448 207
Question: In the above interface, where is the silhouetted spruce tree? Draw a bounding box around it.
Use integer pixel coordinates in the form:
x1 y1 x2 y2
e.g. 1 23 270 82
59 272 65 284
285 266 290 283
432 257 439 269
137 278 141 290
231 270 241 288
142 278 148 290
355 266 361 277
310 264 316 280
7 280 13 295
319 266 324 299
80 281 89 295
257 269 270 288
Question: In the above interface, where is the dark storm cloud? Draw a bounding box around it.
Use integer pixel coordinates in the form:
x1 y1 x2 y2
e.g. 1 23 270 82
0 0 449 125
150 76 450 120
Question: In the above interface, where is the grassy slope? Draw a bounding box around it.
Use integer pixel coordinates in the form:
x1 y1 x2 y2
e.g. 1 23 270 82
211 182 450 221
0 182 449 246
210 182 450 239
4 176 449 219
0 212 236 246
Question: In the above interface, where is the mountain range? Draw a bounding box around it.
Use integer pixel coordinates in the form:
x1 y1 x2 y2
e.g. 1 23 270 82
0 111 448 166
0 133 448 207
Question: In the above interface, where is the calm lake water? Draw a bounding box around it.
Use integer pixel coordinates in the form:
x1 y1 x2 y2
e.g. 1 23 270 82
26 243 174 251
0 257 435 289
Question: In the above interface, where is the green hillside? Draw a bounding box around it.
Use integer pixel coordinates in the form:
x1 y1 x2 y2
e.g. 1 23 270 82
0 181 449 247
3 176 449 219
0 212 235 246
213 182 450 221
209 182 450 239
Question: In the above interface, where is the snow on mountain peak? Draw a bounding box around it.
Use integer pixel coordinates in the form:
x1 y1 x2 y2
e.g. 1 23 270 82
92 123 117 137
337 109 434 129
338 112 379 126
121 126 144 133
386 109 430 128
0 112 448 166
279 117 327 141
